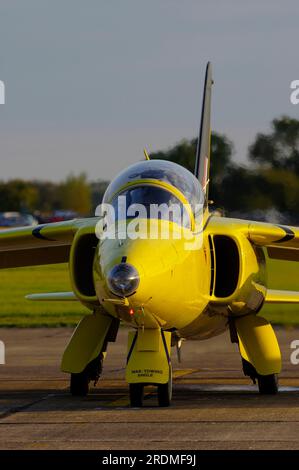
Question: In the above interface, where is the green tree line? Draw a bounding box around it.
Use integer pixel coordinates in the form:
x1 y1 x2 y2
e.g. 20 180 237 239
0 115 298 222
150 115 299 223
0 174 109 216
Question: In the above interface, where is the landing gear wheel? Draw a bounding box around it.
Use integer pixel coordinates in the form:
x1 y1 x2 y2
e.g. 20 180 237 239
257 374 278 394
157 367 172 407
241 358 279 394
70 371 89 396
70 353 104 397
129 383 144 407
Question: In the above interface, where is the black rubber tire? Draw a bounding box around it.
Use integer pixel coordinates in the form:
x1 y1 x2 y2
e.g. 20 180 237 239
129 383 144 407
70 353 104 397
70 371 89 396
157 368 172 407
257 374 278 394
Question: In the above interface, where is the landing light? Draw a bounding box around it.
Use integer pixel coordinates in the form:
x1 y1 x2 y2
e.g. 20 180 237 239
107 263 140 297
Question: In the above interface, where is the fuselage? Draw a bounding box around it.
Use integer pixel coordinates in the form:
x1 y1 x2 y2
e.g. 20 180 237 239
93 217 210 331
92 214 267 339
90 160 267 340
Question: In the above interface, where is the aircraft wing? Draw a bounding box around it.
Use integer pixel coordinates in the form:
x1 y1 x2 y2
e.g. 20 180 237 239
0 218 98 268
265 289 299 303
248 221 299 252
246 221 299 304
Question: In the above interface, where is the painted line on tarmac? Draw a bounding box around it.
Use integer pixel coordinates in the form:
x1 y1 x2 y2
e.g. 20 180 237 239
0 392 62 421
173 369 198 378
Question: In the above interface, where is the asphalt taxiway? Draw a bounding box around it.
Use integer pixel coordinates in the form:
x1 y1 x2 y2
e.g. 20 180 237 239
1 326 299 449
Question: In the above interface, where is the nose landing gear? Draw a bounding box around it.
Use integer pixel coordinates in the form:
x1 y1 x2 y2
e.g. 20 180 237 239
126 328 172 407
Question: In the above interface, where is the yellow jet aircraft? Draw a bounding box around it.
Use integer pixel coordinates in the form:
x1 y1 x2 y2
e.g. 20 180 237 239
0 62 299 407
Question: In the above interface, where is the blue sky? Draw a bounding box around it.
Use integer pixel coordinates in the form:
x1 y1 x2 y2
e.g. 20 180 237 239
0 1 298 181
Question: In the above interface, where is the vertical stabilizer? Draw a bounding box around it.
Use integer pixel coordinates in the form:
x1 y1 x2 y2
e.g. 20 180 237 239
194 62 213 198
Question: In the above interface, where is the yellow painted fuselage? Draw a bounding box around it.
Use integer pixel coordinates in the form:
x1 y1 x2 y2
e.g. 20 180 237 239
93 213 267 340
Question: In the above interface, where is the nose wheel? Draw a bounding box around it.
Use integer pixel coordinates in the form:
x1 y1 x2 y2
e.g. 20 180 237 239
129 381 172 407
129 383 144 407
157 367 172 407
129 367 172 407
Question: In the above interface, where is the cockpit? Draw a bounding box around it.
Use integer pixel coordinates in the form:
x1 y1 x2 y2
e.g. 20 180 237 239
102 160 204 229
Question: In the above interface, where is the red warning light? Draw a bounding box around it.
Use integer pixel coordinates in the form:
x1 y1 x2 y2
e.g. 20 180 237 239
129 308 134 316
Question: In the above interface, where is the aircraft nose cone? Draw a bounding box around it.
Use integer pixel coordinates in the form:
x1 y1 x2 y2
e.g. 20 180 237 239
107 263 140 297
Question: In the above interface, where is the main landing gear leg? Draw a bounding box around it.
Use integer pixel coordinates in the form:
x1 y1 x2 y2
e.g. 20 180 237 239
234 314 281 395
61 310 119 397
126 328 172 407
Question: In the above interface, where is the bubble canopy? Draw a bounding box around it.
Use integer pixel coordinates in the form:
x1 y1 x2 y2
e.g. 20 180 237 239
102 160 203 211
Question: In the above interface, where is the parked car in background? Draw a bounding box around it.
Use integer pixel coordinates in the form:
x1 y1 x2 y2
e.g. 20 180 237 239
36 210 78 224
0 212 38 228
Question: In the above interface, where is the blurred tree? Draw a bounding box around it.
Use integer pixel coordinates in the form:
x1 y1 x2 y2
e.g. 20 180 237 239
249 116 299 174
0 180 38 212
150 132 234 203
150 138 196 173
260 168 299 214
32 181 63 212
59 173 91 215
150 132 233 176
90 180 109 213
0 116 298 223
219 167 273 212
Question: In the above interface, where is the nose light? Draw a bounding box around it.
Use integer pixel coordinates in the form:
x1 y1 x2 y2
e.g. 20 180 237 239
107 263 140 297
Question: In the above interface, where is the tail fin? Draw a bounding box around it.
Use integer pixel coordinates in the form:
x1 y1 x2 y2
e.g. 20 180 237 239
194 62 213 198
